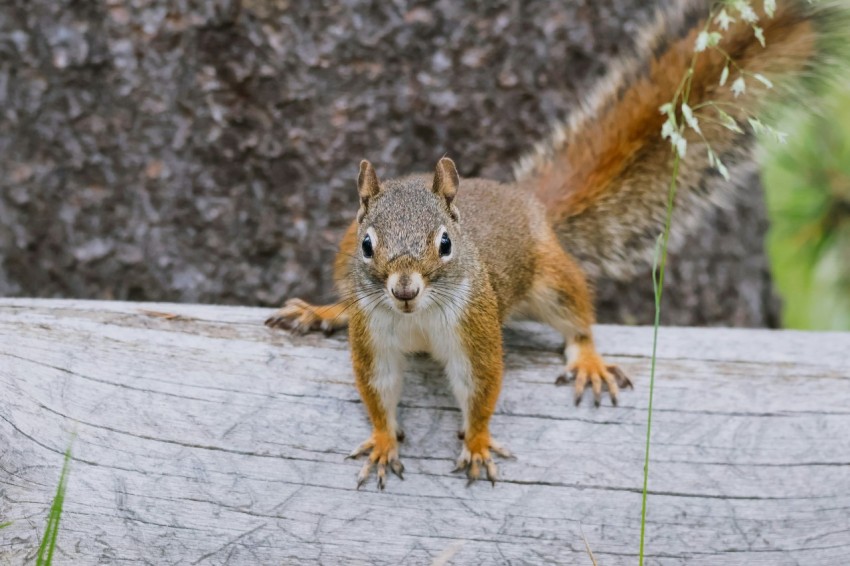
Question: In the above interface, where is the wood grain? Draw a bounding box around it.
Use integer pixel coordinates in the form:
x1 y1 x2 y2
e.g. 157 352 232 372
1 299 848 565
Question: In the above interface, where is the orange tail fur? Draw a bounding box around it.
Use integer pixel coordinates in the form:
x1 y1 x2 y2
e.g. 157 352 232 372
515 0 849 279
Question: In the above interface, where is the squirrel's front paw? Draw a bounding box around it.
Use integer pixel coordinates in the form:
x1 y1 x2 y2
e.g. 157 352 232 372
453 433 513 486
264 298 340 335
346 431 404 491
556 354 632 407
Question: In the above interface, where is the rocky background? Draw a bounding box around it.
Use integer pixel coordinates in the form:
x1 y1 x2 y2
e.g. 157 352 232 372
0 0 779 327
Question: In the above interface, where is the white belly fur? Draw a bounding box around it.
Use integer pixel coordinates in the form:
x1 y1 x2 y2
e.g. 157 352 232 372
363 282 475 431
365 292 469 362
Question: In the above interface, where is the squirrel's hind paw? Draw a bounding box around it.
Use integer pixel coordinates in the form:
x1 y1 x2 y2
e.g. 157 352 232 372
556 360 633 407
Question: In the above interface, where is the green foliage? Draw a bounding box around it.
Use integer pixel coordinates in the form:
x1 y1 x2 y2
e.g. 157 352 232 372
0 521 12 529
761 83 850 330
36 444 73 566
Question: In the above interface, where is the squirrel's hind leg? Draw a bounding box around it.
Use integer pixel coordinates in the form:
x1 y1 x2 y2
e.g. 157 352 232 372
264 298 350 336
524 240 633 407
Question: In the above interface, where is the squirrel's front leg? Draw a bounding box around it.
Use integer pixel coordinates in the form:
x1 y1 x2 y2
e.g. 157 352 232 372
446 305 513 485
265 222 360 336
346 311 405 490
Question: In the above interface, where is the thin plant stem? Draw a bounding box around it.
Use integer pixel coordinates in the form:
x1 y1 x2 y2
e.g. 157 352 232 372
638 153 681 565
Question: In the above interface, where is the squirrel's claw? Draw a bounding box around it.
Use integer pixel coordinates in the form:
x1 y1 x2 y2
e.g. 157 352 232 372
389 459 404 480
554 370 577 387
356 462 371 490
453 445 471 473
608 365 633 389
488 438 515 460
346 438 375 460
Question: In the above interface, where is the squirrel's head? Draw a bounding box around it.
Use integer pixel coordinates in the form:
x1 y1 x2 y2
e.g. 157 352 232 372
351 157 469 316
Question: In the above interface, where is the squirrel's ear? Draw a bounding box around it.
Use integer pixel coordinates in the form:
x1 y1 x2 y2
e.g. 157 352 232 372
433 157 460 221
357 160 381 222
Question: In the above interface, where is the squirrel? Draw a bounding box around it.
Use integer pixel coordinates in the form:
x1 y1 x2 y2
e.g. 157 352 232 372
265 0 848 489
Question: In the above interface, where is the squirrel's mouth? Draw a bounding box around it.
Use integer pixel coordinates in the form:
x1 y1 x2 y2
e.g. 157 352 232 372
391 297 419 314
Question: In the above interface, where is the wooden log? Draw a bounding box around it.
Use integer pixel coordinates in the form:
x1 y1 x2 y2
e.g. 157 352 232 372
1 299 849 565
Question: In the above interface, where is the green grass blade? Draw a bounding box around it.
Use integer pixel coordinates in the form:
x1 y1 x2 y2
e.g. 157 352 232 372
0 521 12 529
639 154 680 565
36 443 72 566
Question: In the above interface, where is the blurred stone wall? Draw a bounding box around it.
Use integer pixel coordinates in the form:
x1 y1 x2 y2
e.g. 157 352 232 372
0 0 779 326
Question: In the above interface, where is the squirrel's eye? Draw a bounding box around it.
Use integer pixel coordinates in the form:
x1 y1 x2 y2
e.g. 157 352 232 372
439 232 452 257
361 235 374 259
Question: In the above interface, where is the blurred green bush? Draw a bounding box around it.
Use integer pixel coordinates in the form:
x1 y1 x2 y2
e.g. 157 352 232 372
761 83 850 330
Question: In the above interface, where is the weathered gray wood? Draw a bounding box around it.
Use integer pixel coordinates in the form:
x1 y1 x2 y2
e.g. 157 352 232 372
1 299 849 565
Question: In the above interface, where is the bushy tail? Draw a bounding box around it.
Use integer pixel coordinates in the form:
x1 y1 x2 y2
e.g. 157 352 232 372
514 0 850 279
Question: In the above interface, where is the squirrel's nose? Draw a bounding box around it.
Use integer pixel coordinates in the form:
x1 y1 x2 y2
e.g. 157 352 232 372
387 272 424 304
391 284 419 301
